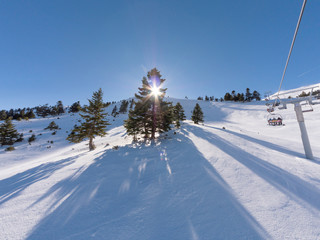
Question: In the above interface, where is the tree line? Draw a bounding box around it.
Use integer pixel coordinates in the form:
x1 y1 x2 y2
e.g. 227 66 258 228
197 88 261 102
0 68 207 151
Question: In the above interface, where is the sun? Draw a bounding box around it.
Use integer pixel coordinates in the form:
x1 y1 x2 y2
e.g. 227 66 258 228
151 86 160 97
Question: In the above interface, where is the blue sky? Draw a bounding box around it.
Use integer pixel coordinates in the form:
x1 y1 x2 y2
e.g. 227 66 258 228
1 0 319 109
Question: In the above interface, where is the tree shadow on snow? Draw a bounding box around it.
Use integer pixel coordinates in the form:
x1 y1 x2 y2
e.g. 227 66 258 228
26 133 270 240
186 124 320 213
0 157 77 206
205 124 306 159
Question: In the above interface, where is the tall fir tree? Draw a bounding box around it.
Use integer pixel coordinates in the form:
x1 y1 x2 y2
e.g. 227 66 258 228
173 102 186 128
0 118 22 145
191 103 204 124
124 68 173 140
67 88 109 151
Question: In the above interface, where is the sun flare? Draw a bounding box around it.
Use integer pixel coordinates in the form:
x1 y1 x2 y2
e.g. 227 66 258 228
151 86 160 97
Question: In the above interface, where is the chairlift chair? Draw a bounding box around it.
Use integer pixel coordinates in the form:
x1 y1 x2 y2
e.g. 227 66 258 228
301 100 313 113
267 113 283 126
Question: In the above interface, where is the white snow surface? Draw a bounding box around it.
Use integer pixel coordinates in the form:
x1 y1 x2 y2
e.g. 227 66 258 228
269 83 320 99
0 97 320 240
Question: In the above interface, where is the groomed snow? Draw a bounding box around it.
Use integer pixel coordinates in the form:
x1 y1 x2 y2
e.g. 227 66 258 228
0 95 320 239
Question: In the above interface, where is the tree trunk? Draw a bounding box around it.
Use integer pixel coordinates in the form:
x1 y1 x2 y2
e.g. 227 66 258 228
151 102 156 139
89 137 95 151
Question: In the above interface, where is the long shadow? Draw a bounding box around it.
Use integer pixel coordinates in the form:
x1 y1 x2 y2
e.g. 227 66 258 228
0 157 76 206
26 133 269 239
186 125 320 212
204 124 306 159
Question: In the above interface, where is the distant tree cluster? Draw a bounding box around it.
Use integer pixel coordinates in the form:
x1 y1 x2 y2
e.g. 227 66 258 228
197 96 217 101
224 88 260 102
196 89 261 102
297 89 320 98
35 101 65 117
0 108 35 121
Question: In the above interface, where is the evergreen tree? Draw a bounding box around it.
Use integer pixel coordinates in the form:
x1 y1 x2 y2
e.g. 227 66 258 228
0 118 22 145
234 93 240 102
252 90 261 101
56 101 64 114
173 102 186 128
124 68 173 140
191 103 204 124
205 95 209 101
44 121 59 130
67 88 110 151
36 104 51 118
239 93 245 102
69 101 81 113
26 109 36 119
0 110 7 120
129 99 135 109
119 100 129 114
197 96 203 100
224 92 232 101
231 90 236 100
245 88 252 102
111 105 118 117
28 134 36 144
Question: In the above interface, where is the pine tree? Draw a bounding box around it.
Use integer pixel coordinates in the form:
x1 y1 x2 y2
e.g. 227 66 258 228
191 103 204 124
245 88 252 102
252 90 261 101
36 104 50 118
0 110 7 120
0 118 22 145
26 109 36 119
67 88 110 151
111 105 118 117
119 100 129 114
56 101 65 115
44 121 59 130
124 68 173 140
129 99 135 109
69 101 81 113
173 102 186 128
224 92 232 101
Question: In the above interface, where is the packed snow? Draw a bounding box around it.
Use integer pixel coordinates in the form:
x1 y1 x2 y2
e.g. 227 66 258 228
1 90 320 239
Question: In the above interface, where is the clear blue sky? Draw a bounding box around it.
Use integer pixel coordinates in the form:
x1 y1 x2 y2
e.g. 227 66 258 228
1 0 319 109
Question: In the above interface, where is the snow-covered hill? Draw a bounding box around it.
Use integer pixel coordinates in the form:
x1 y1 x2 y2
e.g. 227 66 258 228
269 83 320 99
0 96 320 239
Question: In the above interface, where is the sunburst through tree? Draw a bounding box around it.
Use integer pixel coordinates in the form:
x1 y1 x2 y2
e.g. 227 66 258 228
124 68 173 141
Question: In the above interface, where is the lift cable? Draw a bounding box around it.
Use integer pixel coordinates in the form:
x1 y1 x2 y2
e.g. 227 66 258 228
276 0 307 100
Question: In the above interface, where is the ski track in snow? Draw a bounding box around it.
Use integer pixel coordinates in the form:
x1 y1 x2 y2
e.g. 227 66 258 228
0 93 320 240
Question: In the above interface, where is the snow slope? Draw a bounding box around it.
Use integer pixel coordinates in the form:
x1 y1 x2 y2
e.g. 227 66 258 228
269 83 320 99
0 97 320 240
